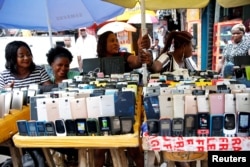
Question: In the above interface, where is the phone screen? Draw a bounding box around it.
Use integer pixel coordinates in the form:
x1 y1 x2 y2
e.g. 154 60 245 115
55 120 66 133
224 114 235 130
239 114 249 130
185 116 194 128
212 116 223 130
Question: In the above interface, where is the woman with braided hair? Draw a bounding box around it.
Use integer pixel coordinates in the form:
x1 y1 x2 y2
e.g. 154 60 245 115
150 31 197 73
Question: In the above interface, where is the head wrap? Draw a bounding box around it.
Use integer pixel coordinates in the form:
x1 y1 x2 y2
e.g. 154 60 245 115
231 23 246 34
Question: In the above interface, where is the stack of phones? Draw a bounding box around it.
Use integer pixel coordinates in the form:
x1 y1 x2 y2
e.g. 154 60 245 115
16 116 134 137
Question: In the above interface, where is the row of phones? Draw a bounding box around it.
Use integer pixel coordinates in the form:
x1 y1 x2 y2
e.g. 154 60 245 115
17 116 134 137
146 112 250 137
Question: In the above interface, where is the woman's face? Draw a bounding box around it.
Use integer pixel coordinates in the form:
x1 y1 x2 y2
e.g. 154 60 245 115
51 57 70 79
16 46 32 69
106 33 120 56
231 29 244 43
184 42 193 58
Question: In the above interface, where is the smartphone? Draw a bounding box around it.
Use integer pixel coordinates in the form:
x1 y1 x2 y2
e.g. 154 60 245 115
98 116 111 136
86 118 99 136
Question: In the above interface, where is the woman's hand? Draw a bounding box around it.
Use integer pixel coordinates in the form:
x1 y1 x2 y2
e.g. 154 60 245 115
137 31 151 50
4 81 14 89
139 49 153 67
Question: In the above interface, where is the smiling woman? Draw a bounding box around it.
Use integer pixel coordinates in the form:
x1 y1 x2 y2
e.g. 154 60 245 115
0 41 52 89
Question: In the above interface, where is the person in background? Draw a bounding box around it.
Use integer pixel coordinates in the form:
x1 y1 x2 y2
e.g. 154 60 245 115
75 27 97 72
151 38 161 60
150 31 197 73
97 31 153 72
95 30 152 167
219 23 250 78
46 46 80 84
0 41 51 89
63 36 80 72
243 19 250 37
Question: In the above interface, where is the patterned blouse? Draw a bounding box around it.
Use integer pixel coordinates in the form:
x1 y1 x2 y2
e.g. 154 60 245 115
222 36 250 65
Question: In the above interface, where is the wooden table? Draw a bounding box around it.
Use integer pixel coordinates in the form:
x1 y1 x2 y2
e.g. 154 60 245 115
0 106 30 167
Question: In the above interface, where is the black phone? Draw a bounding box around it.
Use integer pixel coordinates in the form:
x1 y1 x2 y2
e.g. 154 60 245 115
75 118 87 136
237 112 250 137
86 118 99 136
98 117 111 136
36 121 46 136
65 119 77 136
159 118 171 136
210 115 224 136
45 121 56 136
27 120 37 136
172 118 184 136
197 113 210 136
147 119 159 136
184 114 197 136
110 116 121 135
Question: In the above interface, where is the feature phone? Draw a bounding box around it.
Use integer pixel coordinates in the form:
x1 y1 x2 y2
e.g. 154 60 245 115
98 117 111 135
237 112 250 137
223 113 236 137
210 115 224 136
171 118 184 136
159 118 171 136
147 119 159 136
197 113 210 136
27 120 37 136
86 118 99 136
184 115 197 136
45 121 56 136
55 119 67 136
110 116 121 135
65 119 77 136
75 118 87 136
120 117 134 134
17 120 29 136
36 121 46 136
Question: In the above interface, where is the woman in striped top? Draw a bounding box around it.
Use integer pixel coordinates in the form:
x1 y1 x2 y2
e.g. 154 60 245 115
150 31 197 73
0 41 52 89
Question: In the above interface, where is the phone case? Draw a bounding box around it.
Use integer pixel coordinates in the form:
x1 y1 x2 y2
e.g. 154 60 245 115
197 95 210 113
209 93 225 115
11 90 23 110
235 93 250 113
184 95 198 114
70 98 88 119
86 96 101 118
224 94 236 113
114 91 135 118
173 94 185 118
46 98 60 121
158 94 174 119
143 96 160 119
99 95 115 117
58 97 73 119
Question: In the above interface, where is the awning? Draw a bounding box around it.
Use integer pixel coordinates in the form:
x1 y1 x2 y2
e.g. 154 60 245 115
217 0 250 8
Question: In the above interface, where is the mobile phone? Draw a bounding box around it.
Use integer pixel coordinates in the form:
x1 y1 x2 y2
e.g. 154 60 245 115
65 119 77 136
45 121 56 136
171 118 184 136
36 121 46 136
237 112 250 137
17 120 29 136
98 116 111 136
110 116 121 135
86 118 99 136
120 117 134 134
159 118 171 136
210 115 224 136
75 118 87 136
197 113 210 136
55 119 67 136
184 115 197 136
223 113 236 137
27 120 37 136
147 119 159 136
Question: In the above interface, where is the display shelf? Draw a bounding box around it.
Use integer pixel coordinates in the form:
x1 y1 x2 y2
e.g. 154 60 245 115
0 105 30 143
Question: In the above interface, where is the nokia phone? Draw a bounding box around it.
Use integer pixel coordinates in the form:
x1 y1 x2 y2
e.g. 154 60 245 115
75 118 87 136
45 121 56 136
98 116 111 136
65 119 77 136
36 121 46 136
172 118 184 136
210 115 224 136
159 118 171 136
55 119 67 136
197 113 210 136
17 120 29 136
223 113 236 137
184 114 197 136
237 112 250 137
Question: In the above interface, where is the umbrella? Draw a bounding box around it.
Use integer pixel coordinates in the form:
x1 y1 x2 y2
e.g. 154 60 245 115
0 0 125 46
127 13 158 24
97 21 136 35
